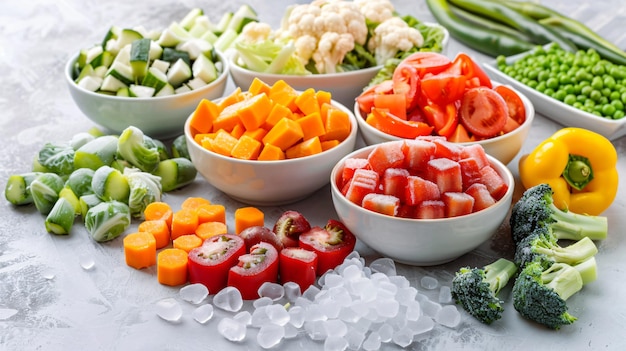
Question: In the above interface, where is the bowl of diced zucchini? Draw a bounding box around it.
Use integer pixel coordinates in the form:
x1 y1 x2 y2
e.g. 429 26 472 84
65 15 230 139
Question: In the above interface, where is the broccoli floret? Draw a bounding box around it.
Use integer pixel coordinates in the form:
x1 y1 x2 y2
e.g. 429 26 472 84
514 229 598 269
451 258 518 324
509 184 608 245
512 257 597 329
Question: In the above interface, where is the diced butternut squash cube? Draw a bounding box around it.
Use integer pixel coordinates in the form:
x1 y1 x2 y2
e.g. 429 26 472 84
262 117 304 151
242 127 268 142
231 135 262 160
269 79 298 111
321 139 340 151
257 143 286 161
236 92 272 131
230 123 245 139
218 87 244 110
297 112 326 141
264 102 293 130
321 104 351 142
316 90 332 108
248 77 271 96
286 136 322 159
189 99 219 134
295 88 320 116
211 129 239 156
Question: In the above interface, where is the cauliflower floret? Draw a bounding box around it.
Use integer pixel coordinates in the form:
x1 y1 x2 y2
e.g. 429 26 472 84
312 32 355 74
294 35 317 64
237 22 272 44
355 0 395 24
369 16 424 65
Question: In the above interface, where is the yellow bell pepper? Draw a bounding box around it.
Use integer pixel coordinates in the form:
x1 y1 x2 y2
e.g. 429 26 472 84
519 127 618 216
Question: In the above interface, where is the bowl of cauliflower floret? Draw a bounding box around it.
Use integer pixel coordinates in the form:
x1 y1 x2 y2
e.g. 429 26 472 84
228 0 449 107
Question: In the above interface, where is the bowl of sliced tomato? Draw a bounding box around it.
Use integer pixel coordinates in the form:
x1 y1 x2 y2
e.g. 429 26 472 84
355 52 534 165
330 138 514 266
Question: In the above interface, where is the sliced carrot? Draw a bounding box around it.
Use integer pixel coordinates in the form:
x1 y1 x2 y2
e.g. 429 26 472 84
296 112 326 141
189 99 219 134
181 197 211 211
257 143 286 161
231 135 262 160
286 136 323 159
195 221 228 240
321 139 340 151
172 234 203 252
157 248 188 286
234 206 264 234
171 208 199 240
123 231 157 269
248 77 271 96
195 203 226 224
144 201 173 228
210 129 239 156
262 117 304 151
264 102 293 130
138 219 171 249
321 104 352 142
294 88 321 116
269 79 299 112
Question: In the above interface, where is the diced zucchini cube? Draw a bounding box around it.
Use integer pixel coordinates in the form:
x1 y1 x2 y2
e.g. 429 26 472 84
151 59 170 73
101 75 128 92
176 38 213 60
78 76 103 92
142 67 168 92
155 83 175 97
128 84 155 98
166 58 192 88
186 77 206 90
192 54 218 83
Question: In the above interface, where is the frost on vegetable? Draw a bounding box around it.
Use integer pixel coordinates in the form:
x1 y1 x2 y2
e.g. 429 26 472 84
153 157 197 192
64 168 95 198
45 197 76 235
125 167 163 218
85 200 131 242
117 126 161 173
171 134 191 160
91 165 130 203
74 135 119 170
30 173 65 215
38 142 76 176
4 172 43 205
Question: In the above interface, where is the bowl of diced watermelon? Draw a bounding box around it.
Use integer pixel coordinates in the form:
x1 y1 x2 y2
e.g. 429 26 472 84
185 79 359 206
330 138 514 266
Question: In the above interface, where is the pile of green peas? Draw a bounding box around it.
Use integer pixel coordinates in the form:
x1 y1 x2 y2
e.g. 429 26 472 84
496 43 626 120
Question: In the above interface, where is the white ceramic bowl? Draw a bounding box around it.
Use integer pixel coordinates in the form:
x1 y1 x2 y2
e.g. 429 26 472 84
330 141 514 266
185 98 359 206
355 83 535 165
65 51 229 139
229 23 449 108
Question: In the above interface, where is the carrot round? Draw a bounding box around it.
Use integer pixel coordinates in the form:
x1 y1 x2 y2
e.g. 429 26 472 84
195 221 228 240
234 206 264 235
171 208 199 240
195 203 226 224
173 234 203 253
157 248 189 286
137 219 171 249
123 232 157 270
144 201 173 228
180 197 211 211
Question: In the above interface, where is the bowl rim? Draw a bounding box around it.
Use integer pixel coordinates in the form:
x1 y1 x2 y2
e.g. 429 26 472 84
65 49 230 102
329 140 515 223
228 21 450 79
184 95 359 165
354 81 535 146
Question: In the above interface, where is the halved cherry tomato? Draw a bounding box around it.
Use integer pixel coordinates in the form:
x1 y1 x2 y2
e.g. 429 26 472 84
494 85 526 125
446 53 492 89
459 87 508 138
366 108 433 139
420 72 467 105
298 219 356 275
374 93 407 120
227 242 279 300
422 102 458 138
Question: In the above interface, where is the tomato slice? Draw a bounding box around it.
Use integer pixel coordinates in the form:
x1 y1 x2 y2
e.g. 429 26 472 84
459 87 508 138
356 80 394 114
420 72 467 105
399 52 452 77
367 108 434 139
298 220 357 275
392 62 421 111
227 242 279 300
422 102 458 138
447 53 493 89
494 85 526 125
373 93 407 120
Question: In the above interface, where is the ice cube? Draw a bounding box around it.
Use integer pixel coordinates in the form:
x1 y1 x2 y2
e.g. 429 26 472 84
155 298 182 322
369 257 396 276
288 305 305 328
217 317 246 342
266 304 290 326
192 304 214 324
257 282 284 301
324 335 349 351
392 327 414 348
251 305 271 328
396 286 418 306
378 323 394 343
213 286 243 312
435 304 461 328
324 319 348 337
420 276 439 290
253 296 274 309
180 283 209 304
421 299 442 318
283 281 301 302
304 320 328 341
302 285 321 301
362 331 381 351
407 315 435 336
283 323 299 339
438 285 452 304
345 328 366 350
234 310 252 325
257 324 284 349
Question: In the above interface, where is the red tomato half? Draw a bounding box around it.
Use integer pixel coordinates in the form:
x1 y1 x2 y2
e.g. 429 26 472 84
187 234 246 294
399 52 452 77
447 53 493 89
298 219 356 275
494 85 526 125
227 242 279 300
356 80 394 114
459 87 508 138
420 72 467 105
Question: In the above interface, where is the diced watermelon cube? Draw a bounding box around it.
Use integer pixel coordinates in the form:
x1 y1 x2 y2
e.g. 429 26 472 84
402 139 436 174
382 168 410 202
465 183 496 212
426 158 462 194
344 168 380 205
396 204 416 218
479 166 509 200
362 193 400 216
341 157 370 188
415 200 445 219
367 141 405 174
460 144 490 169
458 157 482 190
442 192 475 217
432 138 463 160
405 175 440 206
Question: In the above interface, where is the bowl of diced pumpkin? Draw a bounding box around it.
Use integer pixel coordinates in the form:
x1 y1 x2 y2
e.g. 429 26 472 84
330 138 514 266
184 78 359 206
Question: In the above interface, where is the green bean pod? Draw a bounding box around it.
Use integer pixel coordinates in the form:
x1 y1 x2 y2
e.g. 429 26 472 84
498 0 559 20
448 0 577 52
425 0 534 57
449 3 531 42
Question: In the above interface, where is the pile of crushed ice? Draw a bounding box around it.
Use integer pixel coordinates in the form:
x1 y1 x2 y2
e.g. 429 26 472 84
155 251 461 350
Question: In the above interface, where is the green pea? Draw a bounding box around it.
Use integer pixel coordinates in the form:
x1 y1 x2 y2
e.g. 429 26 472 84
563 94 577 105
613 110 625 119
602 104 616 117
